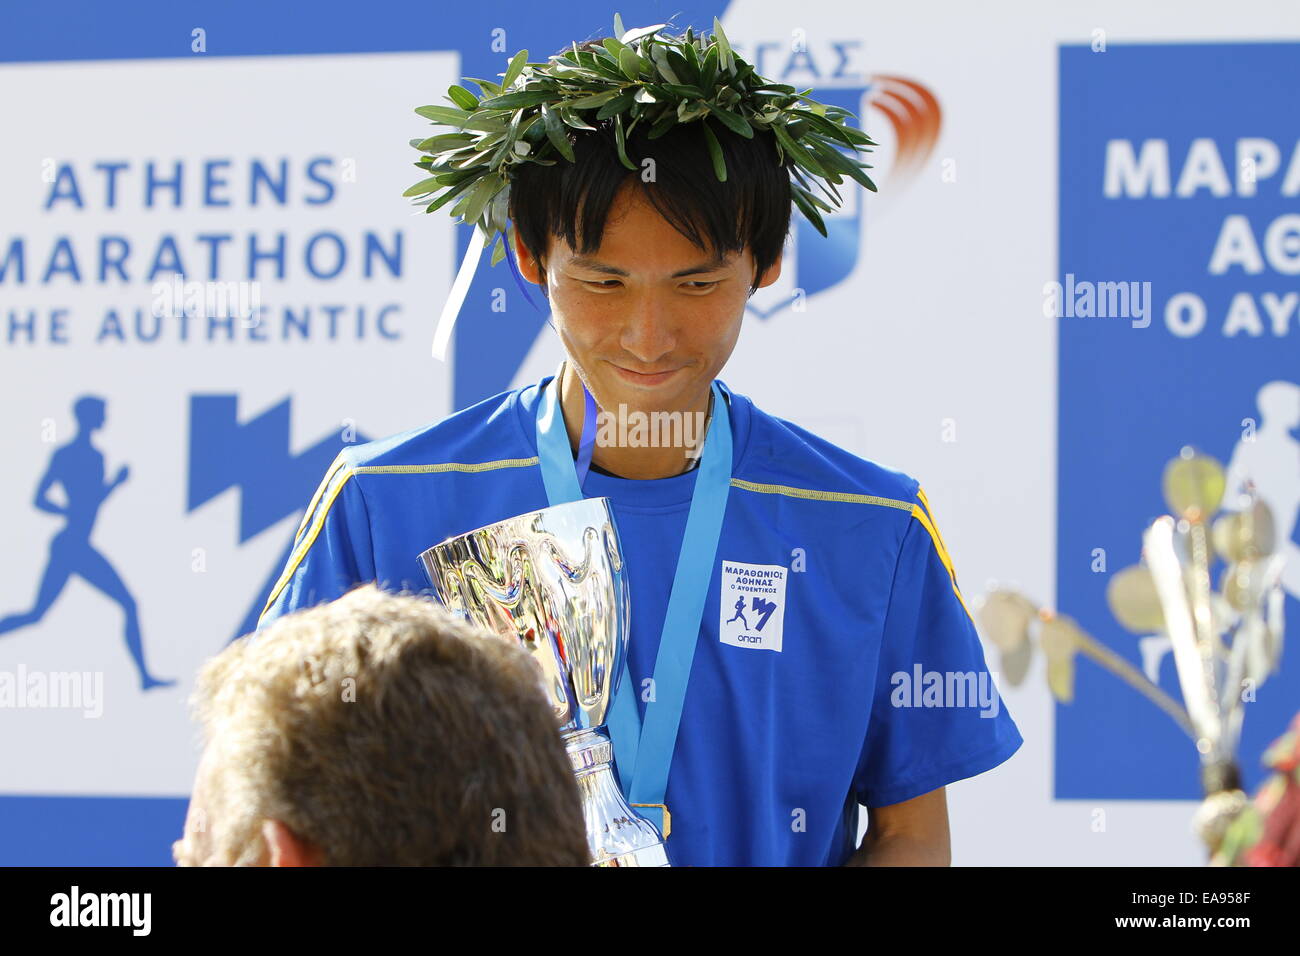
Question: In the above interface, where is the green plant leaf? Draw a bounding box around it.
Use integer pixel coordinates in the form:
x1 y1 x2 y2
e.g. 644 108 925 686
462 76 503 97
415 132 475 152
516 113 541 139
667 48 696 84
501 49 529 89
707 105 752 138
683 37 701 73
448 129 504 162
487 134 515 170
433 167 479 186
792 160 842 207
699 44 718 92
677 99 707 122
416 104 470 123
647 110 678 139
586 52 627 81
712 17 734 73
618 47 643 80
447 85 479 111
477 90 554 109
661 83 706 99
558 108 597 130
424 175 478 212
799 110 874 151
700 118 726 181
448 192 473 220
566 89 622 110
773 122 828 178
805 136 876 191
540 102 575 161
792 182 834 213
415 105 509 134
791 186 828 237
649 43 681 85
613 113 636 169
460 174 501 226
487 186 510 236
402 176 441 197
596 90 636 119
621 23 667 45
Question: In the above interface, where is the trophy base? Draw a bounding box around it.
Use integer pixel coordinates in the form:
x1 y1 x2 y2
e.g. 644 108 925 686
598 843 671 867
565 728 671 867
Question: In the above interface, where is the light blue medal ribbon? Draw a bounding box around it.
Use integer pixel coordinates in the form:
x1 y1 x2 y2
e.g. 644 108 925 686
574 386 598 485
535 364 732 837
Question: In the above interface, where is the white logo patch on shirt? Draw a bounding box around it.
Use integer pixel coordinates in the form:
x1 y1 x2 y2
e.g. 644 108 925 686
719 560 787 652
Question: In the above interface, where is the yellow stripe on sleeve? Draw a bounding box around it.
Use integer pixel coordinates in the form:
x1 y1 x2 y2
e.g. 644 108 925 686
261 466 356 623
909 494 974 624
914 486 959 574
293 452 348 543
915 486 955 564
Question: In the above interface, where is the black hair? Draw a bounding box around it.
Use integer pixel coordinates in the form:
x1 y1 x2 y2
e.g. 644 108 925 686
508 99 792 298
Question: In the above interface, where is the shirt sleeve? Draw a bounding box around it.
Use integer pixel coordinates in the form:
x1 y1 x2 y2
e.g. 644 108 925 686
852 485 1023 808
255 452 376 631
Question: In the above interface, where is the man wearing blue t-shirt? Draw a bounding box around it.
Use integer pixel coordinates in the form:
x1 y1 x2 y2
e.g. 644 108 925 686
258 26 1022 866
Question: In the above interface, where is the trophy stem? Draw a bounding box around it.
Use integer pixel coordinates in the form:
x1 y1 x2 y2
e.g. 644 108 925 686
1186 520 1227 760
563 728 670 867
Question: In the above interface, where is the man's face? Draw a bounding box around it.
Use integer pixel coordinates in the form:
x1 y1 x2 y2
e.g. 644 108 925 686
516 181 782 413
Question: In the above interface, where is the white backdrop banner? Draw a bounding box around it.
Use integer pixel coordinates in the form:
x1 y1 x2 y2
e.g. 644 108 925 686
1 0 1296 865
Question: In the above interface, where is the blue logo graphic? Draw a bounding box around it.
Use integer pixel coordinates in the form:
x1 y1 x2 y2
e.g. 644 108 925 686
725 595 780 632
752 596 778 631
0 396 174 690
726 596 750 629
187 394 368 640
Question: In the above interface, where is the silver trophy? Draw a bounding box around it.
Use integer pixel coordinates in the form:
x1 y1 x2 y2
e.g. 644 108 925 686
977 448 1286 861
419 497 669 867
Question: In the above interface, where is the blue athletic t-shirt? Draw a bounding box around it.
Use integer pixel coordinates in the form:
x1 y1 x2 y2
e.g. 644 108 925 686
257 372 1023 866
